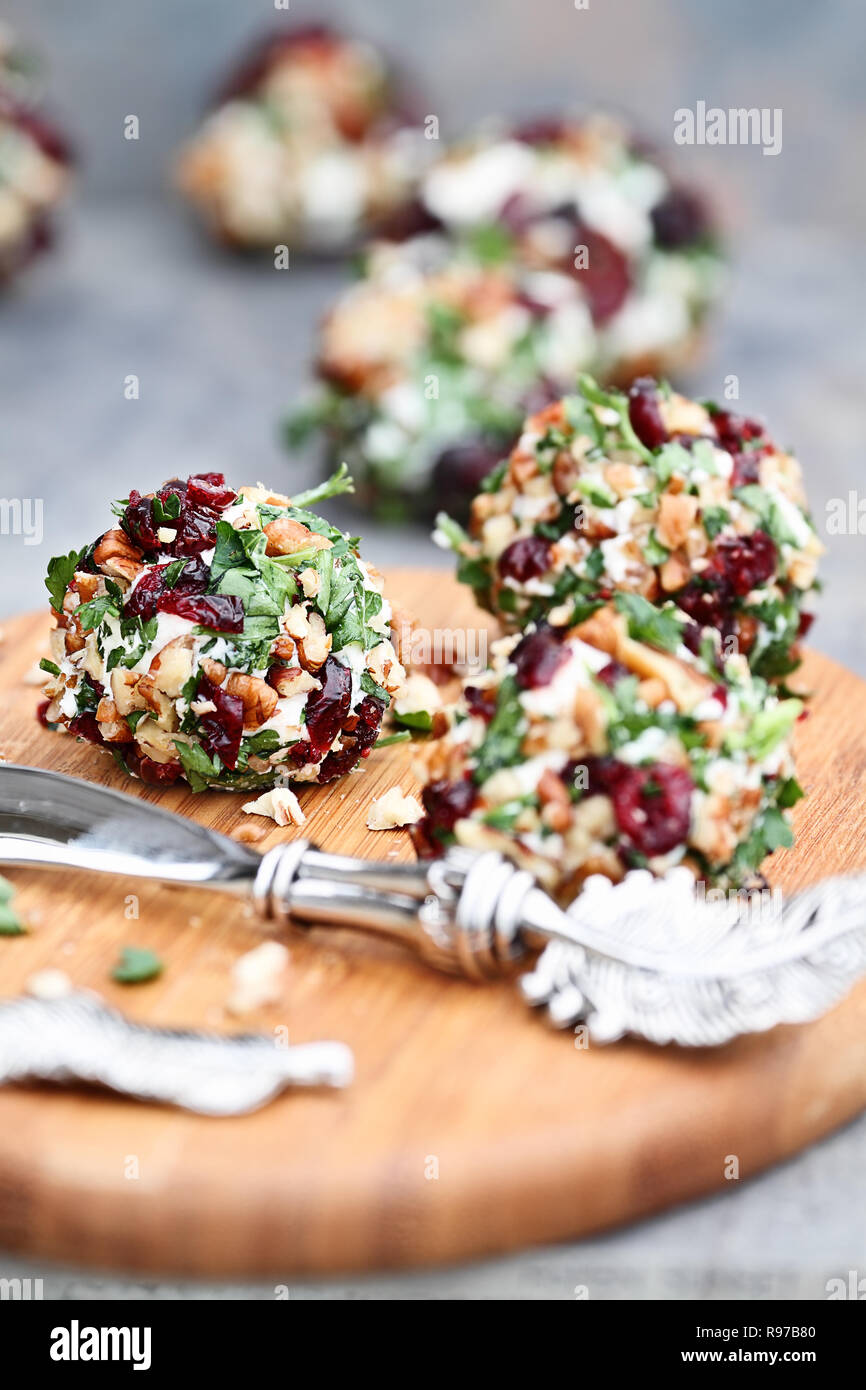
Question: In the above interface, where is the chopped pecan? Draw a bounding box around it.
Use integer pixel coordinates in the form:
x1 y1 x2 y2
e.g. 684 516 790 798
200 657 227 685
270 635 296 664
225 672 279 729
657 493 699 550
264 517 332 557
148 636 195 698
296 610 331 672
92 528 145 584
110 668 145 717
136 674 178 729
267 665 320 698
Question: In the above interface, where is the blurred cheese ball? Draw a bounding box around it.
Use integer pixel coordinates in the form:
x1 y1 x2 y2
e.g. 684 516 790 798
175 25 427 252
437 374 821 680
42 468 409 791
411 608 803 898
0 26 72 283
291 115 722 518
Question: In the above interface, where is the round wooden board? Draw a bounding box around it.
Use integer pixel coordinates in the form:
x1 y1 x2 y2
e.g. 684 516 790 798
0 570 864 1277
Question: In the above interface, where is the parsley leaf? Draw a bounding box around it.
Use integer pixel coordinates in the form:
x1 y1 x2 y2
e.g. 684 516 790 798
614 592 684 653
472 675 525 784
290 463 355 509
45 548 85 611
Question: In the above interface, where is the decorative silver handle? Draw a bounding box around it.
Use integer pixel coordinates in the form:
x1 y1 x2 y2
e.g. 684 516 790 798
3 765 866 1047
253 841 536 978
0 992 353 1115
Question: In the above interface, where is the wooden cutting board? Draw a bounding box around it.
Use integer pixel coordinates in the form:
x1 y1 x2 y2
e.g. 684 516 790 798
0 569 864 1277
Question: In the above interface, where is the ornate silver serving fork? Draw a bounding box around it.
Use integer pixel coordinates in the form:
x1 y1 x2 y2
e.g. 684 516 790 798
2 764 865 1058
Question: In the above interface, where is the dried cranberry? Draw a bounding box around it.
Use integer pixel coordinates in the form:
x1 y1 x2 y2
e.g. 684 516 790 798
628 378 668 450
680 619 704 655
169 505 219 557
511 626 568 690
511 117 568 146
464 686 498 722
797 611 814 639
123 565 168 621
123 478 220 559
712 409 771 459
0 94 74 166
729 452 760 488
570 224 630 325
498 535 552 584
317 695 384 782
712 682 728 708
573 755 630 796
215 25 338 103
432 441 504 510
596 660 630 688
410 777 478 857
158 592 244 632
195 675 244 771
676 573 734 632
68 712 102 744
123 491 161 552
171 554 211 594
36 699 53 727
378 196 443 241
304 656 352 756
610 763 694 856
713 530 777 598
123 556 211 621
650 187 709 250
422 776 477 832
186 473 237 510
129 753 183 786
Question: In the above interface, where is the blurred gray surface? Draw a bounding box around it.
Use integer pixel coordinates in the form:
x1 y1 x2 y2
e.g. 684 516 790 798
0 0 864 1301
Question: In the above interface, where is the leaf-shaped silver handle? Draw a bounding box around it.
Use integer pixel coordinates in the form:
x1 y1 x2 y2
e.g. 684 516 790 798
519 868 866 1045
0 992 353 1114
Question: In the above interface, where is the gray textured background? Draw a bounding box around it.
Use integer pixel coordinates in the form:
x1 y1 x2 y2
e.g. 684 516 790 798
0 0 864 1300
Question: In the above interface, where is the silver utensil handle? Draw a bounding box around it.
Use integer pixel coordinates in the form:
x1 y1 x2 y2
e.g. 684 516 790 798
253 842 534 978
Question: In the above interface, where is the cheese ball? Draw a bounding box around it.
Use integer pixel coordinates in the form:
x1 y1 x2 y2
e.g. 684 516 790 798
0 28 72 282
438 375 821 679
290 115 722 517
411 606 803 898
175 25 426 253
42 469 407 791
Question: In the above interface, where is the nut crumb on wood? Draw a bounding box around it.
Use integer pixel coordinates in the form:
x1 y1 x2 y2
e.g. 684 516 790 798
231 820 268 844
367 785 423 831
242 786 306 828
226 941 289 1016
27 968 73 1000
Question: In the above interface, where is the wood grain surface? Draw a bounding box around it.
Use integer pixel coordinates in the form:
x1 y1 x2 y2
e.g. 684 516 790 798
0 570 863 1277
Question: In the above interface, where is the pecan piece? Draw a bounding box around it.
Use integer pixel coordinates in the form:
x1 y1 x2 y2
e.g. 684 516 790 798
225 672 278 729
264 517 332 557
92 529 145 584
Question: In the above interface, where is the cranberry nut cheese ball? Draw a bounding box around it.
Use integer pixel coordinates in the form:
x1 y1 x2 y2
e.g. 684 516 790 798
437 376 821 681
41 469 410 792
290 116 722 517
0 27 72 282
175 25 426 253
412 608 804 899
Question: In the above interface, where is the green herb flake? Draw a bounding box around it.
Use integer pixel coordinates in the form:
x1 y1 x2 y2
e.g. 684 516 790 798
614 592 684 653
45 548 85 612
112 946 164 985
